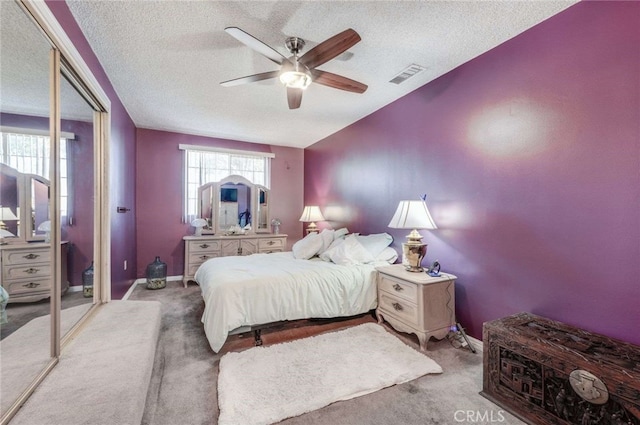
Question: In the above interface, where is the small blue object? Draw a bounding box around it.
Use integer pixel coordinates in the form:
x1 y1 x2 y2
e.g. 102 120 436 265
426 260 441 277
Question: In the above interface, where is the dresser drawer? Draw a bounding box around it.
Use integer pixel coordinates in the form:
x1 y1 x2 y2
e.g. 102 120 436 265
378 293 420 327
6 277 51 296
378 275 418 303
4 262 51 280
3 248 51 265
188 240 221 253
258 238 285 251
189 252 219 265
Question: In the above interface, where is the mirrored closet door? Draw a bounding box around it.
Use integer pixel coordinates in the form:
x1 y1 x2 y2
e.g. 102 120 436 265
58 70 97 340
0 0 54 417
1 1 110 423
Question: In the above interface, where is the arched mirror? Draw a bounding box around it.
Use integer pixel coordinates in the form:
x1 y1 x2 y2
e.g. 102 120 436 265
0 0 53 417
196 175 271 235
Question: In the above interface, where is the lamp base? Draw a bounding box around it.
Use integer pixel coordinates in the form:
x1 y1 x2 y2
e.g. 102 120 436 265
402 241 427 272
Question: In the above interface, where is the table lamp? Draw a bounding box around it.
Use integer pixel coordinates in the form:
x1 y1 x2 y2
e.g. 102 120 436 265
299 206 324 233
388 200 437 272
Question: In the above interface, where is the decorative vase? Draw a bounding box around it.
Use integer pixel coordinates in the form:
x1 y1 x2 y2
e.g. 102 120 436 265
82 261 94 297
146 256 167 290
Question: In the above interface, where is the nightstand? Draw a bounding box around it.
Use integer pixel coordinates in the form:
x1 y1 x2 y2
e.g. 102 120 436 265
375 264 456 350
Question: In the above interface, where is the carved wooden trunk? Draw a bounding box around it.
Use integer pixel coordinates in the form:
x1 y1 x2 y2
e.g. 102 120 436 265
482 313 640 425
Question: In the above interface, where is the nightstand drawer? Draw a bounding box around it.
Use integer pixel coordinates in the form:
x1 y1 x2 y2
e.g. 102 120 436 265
188 240 221 253
378 275 418 303
378 293 419 327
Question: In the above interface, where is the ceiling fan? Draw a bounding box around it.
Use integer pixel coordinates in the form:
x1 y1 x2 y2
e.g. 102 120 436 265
220 27 368 109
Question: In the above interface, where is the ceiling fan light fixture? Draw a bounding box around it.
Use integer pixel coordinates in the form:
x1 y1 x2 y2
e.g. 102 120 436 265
279 69 312 90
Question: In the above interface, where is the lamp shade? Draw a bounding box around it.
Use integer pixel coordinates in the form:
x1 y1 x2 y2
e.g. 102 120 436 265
0 207 18 221
37 220 51 232
299 206 325 223
388 200 437 230
191 218 208 237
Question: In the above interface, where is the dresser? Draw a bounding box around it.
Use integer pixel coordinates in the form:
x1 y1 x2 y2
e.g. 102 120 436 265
375 264 456 350
1 242 69 303
183 234 287 287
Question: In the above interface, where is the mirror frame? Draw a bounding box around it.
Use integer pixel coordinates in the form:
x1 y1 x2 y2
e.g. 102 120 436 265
196 175 271 235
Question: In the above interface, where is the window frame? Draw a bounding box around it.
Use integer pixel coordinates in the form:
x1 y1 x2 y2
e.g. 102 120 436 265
179 144 274 222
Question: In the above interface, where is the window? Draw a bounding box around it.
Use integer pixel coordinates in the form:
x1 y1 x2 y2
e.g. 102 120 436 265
180 144 273 220
1 129 70 216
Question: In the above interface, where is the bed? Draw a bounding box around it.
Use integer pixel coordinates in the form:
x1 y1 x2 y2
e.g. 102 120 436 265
194 230 396 352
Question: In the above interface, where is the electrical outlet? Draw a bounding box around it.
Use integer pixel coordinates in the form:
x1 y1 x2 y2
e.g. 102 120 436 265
123 260 127 270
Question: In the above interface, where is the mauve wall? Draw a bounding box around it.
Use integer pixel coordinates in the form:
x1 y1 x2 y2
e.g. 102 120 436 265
304 2 640 344
46 1 138 299
135 128 304 277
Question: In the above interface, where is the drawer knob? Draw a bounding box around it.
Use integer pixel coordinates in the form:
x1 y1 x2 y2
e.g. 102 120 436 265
199 255 209 260
23 253 40 260
392 283 403 292
392 302 404 311
24 267 40 274
267 241 275 245
199 244 210 248
23 282 40 288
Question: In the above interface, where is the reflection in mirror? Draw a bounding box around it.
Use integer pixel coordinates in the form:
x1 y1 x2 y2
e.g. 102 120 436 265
256 186 269 231
0 0 53 417
197 175 271 235
219 182 250 231
198 182 215 231
27 174 50 241
59 68 97 342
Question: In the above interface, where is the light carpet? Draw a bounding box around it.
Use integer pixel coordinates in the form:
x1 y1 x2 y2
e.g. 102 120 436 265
217 322 442 425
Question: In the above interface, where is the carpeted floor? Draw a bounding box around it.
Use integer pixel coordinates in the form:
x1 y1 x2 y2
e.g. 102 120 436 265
130 280 525 425
1 290 91 340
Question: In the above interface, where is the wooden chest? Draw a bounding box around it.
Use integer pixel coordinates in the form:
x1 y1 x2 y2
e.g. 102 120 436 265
482 313 640 425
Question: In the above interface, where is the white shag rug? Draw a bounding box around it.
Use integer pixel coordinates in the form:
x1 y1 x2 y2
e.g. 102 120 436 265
217 323 443 425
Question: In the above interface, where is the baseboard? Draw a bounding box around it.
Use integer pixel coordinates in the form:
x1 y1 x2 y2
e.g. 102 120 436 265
67 285 83 293
122 275 184 300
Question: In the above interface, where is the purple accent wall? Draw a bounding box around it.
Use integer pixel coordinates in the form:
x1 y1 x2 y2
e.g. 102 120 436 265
304 2 640 345
46 1 137 299
135 128 304 277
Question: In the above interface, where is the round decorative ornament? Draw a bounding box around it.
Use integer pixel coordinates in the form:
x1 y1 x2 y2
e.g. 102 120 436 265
569 369 608 404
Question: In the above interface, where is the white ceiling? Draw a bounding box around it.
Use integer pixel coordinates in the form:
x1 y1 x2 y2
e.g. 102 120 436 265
8 1 579 149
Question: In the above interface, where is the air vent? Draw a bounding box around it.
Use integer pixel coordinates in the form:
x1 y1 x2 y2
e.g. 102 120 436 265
389 64 427 84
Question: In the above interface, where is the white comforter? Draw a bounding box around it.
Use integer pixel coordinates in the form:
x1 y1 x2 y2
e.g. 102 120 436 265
195 252 379 353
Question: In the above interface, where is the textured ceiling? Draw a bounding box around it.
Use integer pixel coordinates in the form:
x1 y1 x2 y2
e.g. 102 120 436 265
4 1 578 148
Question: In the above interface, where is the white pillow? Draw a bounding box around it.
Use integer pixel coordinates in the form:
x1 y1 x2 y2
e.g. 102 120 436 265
318 229 335 254
333 227 349 240
326 234 374 266
292 232 323 259
375 246 399 264
319 237 344 262
356 233 393 258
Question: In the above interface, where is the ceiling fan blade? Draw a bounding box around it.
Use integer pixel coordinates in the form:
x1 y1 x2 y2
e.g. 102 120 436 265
311 70 367 93
299 28 361 69
225 27 291 66
220 71 280 87
287 87 303 109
